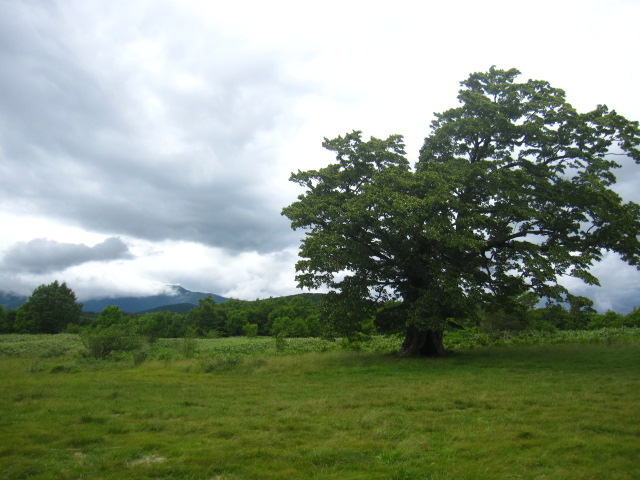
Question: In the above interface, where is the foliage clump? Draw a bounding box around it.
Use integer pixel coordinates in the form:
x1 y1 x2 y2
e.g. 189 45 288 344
12 281 82 334
80 323 142 360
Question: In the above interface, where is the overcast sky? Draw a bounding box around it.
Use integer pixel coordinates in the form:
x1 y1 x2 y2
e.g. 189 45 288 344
1 0 639 311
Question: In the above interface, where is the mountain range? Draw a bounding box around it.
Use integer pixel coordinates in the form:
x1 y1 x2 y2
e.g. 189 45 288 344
0 286 228 313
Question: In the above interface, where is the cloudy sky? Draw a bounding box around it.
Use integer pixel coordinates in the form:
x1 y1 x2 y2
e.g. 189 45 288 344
1 0 639 311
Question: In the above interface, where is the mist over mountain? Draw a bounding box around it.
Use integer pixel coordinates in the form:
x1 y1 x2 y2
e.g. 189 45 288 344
0 286 228 313
81 286 228 313
0 291 28 309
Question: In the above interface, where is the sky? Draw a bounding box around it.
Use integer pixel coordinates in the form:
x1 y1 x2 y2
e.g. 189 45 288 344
1 0 639 311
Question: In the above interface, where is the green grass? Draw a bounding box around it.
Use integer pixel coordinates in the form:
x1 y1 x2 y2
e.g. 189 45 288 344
0 333 638 479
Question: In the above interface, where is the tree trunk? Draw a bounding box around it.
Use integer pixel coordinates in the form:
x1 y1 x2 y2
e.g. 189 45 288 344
398 328 446 357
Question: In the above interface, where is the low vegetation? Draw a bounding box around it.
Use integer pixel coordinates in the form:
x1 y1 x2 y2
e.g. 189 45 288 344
2 283 639 479
0 329 638 479
3 281 639 344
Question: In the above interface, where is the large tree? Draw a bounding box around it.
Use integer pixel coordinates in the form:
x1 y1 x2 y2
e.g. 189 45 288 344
282 67 640 356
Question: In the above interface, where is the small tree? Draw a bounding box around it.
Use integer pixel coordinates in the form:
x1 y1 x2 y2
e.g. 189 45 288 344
3 309 18 333
243 323 259 337
96 305 124 329
225 311 248 336
283 67 640 356
0 305 9 333
18 281 83 333
624 308 640 328
186 296 226 335
134 311 179 339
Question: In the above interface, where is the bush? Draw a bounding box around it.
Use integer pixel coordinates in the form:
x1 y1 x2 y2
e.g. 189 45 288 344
623 308 640 328
587 310 625 329
132 350 148 366
80 325 142 359
243 323 259 337
179 329 199 358
96 306 124 328
133 311 184 339
274 332 288 353
270 316 311 338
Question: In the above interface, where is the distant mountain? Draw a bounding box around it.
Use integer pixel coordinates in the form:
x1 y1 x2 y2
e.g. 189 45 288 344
0 291 28 309
81 286 228 313
0 287 323 314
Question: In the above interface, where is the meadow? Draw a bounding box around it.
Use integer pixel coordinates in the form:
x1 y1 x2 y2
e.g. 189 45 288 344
0 330 639 479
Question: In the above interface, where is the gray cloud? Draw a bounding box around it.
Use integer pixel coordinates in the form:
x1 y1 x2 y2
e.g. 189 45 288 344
0 1 307 253
1 237 133 274
558 250 640 314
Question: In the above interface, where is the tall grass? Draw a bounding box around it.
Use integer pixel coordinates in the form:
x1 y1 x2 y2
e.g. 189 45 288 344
445 326 640 350
0 331 638 479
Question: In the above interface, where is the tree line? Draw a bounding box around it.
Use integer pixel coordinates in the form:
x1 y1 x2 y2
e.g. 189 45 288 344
0 280 638 338
0 281 323 338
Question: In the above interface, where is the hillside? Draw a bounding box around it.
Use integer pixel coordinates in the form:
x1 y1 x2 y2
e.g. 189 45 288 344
138 302 200 314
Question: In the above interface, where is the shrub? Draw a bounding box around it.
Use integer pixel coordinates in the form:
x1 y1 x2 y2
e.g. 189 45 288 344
623 308 640 328
270 316 311 338
587 310 625 329
199 355 242 373
133 311 182 339
275 332 288 353
243 323 259 337
132 350 148 366
96 306 125 328
81 325 142 359
179 328 199 358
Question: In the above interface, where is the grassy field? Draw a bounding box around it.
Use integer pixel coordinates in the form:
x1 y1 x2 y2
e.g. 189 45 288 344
0 332 638 479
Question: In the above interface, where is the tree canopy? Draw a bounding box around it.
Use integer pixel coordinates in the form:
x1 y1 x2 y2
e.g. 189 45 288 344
282 67 640 356
15 281 83 334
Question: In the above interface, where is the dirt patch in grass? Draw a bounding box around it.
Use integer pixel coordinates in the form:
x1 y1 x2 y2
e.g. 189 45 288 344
129 454 166 466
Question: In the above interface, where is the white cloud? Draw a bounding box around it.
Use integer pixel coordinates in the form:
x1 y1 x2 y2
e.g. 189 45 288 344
53 240 303 301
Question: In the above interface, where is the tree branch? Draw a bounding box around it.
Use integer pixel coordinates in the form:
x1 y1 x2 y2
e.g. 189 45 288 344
484 229 554 251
